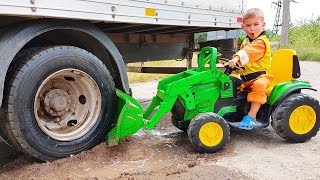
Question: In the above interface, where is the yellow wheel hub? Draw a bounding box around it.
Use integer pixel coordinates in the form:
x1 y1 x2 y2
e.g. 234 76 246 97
289 105 316 135
199 122 223 147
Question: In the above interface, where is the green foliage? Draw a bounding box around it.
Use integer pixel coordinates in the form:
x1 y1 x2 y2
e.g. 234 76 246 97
294 47 320 61
194 32 207 48
288 16 320 61
266 30 281 42
237 34 246 50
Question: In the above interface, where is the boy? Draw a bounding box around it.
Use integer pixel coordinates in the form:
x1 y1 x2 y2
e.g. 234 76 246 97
228 8 273 130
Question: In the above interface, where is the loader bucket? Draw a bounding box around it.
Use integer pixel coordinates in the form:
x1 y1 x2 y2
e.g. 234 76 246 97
107 89 144 146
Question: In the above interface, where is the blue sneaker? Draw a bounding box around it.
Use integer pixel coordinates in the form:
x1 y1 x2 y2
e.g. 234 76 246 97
238 115 255 130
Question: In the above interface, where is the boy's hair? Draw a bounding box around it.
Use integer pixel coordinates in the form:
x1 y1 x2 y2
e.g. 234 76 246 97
243 8 264 21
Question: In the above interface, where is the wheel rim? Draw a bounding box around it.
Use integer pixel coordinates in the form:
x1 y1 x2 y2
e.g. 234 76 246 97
199 122 223 147
289 105 316 135
34 69 101 141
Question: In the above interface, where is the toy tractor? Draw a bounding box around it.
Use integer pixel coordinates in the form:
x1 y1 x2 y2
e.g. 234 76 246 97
108 47 320 153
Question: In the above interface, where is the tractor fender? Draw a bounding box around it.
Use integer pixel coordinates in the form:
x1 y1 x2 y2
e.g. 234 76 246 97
0 19 129 106
268 82 316 106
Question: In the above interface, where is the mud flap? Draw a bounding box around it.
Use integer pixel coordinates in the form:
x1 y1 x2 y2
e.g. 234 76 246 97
107 89 144 146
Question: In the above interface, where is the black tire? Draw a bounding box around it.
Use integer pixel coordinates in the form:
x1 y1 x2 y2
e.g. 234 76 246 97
272 93 320 143
187 113 230 153
171 100 189 132
0 48 44 150
0 46 116 161
171 117 190 133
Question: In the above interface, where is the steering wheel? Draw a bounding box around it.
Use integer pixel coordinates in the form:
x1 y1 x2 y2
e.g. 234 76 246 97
217 58 244 75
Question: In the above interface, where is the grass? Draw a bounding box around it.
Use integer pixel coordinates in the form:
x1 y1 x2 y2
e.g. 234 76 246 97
295 47 320 61
271 17 320 61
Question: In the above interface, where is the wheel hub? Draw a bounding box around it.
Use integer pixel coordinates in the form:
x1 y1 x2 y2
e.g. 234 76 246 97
289 105 316 135
199 122 223 147
43 89 72 117
34 68 102 141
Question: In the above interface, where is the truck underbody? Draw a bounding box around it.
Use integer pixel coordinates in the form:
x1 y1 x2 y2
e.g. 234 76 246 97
0 0 245 160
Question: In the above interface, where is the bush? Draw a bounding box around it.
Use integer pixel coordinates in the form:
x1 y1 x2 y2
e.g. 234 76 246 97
289 17 320 60
194 32 207 48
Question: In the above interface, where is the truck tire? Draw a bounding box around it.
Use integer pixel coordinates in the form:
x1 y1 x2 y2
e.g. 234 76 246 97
187 113 230 153
272 93 320 143
1 48 47 151
0 46 116 161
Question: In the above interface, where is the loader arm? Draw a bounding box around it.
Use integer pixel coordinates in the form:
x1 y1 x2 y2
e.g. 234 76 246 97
107 47 232 146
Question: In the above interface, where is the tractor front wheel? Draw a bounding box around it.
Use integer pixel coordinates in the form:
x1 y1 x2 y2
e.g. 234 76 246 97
187 113 230 153
272 93 320 142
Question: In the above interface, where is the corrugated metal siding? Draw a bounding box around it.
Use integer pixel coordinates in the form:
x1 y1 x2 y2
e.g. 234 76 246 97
0 0 246 28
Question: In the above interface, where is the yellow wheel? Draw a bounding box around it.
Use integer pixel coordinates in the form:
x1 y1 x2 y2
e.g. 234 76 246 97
289 106 316 135
188 113 230 153
272 93 320 143
199 122 223 147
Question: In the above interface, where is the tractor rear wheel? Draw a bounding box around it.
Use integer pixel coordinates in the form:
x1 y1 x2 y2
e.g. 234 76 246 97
187 113 230 153
272 93 320 142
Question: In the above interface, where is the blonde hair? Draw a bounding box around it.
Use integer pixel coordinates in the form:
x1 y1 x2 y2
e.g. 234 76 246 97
243 8 264 21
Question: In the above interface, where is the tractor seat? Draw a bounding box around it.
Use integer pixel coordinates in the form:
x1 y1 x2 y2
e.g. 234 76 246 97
266 49 301 96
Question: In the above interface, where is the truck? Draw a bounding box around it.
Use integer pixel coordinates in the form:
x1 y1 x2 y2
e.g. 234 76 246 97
0 0 246 161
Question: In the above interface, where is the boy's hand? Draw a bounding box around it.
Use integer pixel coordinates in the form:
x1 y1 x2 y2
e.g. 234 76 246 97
226 56 239 68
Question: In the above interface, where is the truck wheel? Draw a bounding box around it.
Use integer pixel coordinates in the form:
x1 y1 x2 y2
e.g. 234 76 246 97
272 93 320 143
187 113 230 153
0 48 45 150
1 46 116 161
171 100 189 132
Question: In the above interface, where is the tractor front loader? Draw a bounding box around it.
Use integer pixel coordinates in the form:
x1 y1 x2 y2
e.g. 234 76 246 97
108 47 232 152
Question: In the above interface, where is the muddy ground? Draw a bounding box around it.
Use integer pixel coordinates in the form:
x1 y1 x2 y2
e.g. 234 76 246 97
0 61 320 180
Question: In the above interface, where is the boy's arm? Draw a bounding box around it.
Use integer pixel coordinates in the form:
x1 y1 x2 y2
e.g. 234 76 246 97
233 39 266 66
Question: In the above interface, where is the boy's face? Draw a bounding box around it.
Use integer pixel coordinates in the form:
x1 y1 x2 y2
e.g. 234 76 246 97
242 16 265 39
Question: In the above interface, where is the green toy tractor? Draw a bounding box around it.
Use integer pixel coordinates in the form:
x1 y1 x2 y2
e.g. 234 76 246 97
108 47 320 153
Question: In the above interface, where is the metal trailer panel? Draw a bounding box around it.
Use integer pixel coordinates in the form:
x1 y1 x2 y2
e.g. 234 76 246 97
0 0 246 28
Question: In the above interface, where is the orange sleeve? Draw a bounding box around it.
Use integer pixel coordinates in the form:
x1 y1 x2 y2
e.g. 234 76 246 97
241 39 266 63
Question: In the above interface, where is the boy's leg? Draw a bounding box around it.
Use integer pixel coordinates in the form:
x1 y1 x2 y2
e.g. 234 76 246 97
238 75 272 130
248 102 261 118
247 75 272 105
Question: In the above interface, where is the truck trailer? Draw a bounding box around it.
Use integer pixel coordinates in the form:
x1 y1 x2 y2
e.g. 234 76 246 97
0 0 246 161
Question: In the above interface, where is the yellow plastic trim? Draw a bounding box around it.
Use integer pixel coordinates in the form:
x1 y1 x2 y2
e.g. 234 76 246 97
289 105 316 135
199 122 223 147
145 8 156 16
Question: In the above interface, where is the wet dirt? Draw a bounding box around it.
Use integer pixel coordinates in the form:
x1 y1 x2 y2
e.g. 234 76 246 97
0 61 320 180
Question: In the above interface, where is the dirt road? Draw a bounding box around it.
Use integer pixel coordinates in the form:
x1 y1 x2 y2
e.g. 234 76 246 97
1 61 320 180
